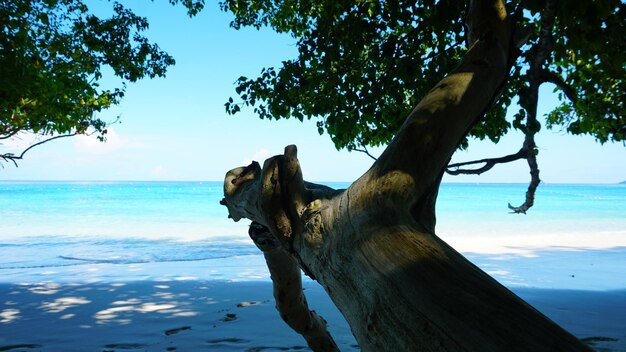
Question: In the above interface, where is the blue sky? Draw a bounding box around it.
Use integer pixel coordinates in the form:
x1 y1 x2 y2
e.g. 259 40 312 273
1 1 624 183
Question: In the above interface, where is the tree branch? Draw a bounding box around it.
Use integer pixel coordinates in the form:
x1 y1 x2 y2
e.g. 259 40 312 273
0 111 20 140
507 152 540 214
446 147 526 175
1 133 77 166
350 138 378 161
509 0 558 214
540 70 577 103
370 0 515 202
247 222 339 351
0 129 20 140
351 147 377 160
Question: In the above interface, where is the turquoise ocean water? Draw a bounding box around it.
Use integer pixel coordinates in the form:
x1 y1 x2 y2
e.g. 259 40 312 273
1 181 625 289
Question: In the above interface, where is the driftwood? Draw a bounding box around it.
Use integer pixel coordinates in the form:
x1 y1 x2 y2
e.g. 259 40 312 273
221 0 592 350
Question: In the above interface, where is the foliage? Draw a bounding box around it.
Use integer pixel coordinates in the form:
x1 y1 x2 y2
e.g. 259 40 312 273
221 0 625 151
0 0 204 151
545 1 625 143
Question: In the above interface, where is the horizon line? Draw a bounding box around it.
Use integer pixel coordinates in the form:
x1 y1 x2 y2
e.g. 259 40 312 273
1 179 624 185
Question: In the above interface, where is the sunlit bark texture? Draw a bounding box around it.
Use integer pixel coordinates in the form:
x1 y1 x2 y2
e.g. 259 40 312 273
221 0 592 350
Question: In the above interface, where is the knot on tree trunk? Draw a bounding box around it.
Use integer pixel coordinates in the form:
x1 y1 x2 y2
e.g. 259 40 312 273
248 221 281 252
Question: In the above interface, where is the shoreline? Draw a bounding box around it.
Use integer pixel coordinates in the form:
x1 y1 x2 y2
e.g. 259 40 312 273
2 246 626 290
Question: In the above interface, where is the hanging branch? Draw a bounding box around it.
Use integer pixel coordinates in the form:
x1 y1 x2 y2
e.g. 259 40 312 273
508 0 558 214
446 147 526 175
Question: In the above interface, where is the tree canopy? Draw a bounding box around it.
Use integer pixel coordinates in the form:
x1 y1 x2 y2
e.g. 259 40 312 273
0 0 204 164
221 0 625 212
223 0 624 148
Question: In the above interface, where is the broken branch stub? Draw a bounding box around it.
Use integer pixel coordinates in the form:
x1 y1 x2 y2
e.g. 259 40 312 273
222 161 263 223
223 145 313 249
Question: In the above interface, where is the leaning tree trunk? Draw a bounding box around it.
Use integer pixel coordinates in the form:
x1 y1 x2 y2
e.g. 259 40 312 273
221 0 592 351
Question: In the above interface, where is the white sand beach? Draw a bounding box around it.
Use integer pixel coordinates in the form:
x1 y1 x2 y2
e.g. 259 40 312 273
1 247 625 351
1 279 625 351
0 280 357 351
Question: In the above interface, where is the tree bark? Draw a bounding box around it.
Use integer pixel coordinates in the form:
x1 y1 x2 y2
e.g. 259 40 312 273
221 0 592 350
248 222 339 351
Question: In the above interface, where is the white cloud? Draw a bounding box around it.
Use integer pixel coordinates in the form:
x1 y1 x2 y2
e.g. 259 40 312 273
241 148 271 166
152 165 169 177
73 128 142 155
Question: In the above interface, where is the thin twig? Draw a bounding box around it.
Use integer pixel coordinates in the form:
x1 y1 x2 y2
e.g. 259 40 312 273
350 137 378 160
1 133 77 166
0 111 20 140
0 129 20 140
